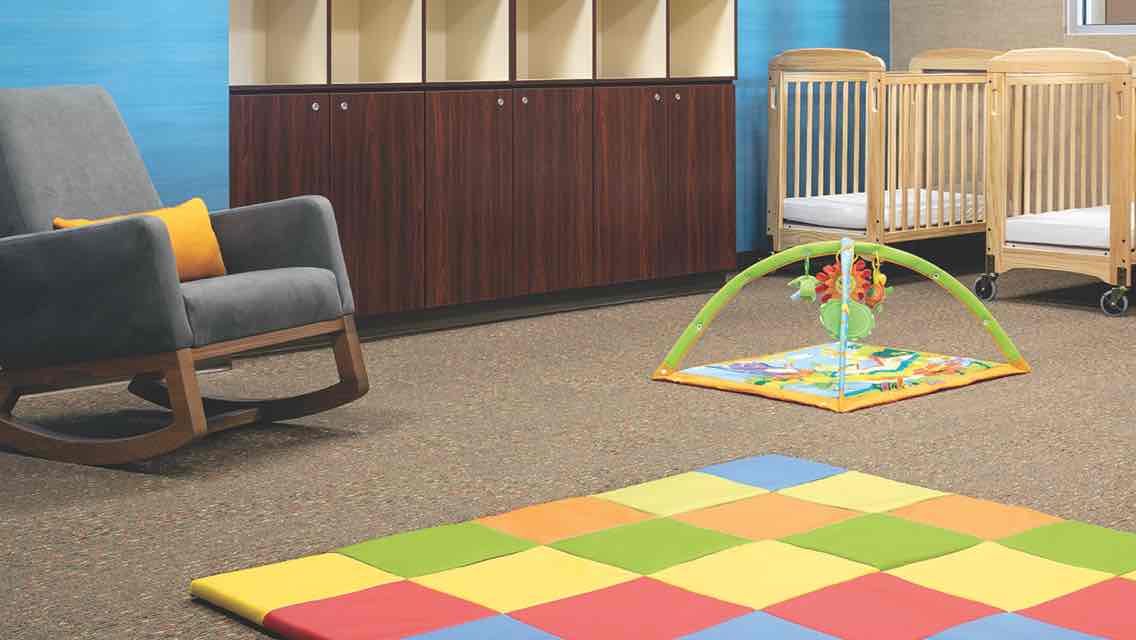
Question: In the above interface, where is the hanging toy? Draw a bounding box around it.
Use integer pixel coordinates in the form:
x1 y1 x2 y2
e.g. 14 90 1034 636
863 252 893 311
789 256 821 302
814 256 876 340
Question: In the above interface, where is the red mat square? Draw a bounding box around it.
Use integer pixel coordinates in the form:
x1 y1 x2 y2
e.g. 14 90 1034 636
262 580 494 640
511 577 750 640
765 573 998 640
1020 578 1136 639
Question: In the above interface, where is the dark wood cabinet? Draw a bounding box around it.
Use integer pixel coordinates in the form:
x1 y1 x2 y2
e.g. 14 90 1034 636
663 84 737 277
594 86 668 285
230 94 330 207
514 88 595 295
330 92 426 315
426 90 515 307
230 82 735 317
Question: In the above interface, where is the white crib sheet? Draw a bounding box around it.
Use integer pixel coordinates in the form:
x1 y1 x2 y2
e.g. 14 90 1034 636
783 190 984 231
1004 206 1110 250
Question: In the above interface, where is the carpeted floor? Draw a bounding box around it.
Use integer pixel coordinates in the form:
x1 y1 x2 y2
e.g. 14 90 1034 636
2 265 1135 639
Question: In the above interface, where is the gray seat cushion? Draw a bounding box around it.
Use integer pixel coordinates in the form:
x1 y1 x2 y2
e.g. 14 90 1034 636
181 268 345 347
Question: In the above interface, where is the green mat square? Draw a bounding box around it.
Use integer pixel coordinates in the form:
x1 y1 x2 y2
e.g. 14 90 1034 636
999 521 1136 575
551 518 748 574
337 522 534 578
782 514 981 570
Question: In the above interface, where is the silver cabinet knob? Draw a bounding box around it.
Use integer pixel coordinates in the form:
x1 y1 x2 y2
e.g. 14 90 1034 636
654 93 662 102
340 101 349 111
311 102 321 112
521 96 529 105
497 97 505 107
675 93 682 101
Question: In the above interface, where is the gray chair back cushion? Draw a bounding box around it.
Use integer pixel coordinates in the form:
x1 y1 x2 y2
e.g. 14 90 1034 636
0 85 162 237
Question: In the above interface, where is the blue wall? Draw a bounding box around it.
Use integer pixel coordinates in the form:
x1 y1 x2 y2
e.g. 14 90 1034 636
737 0 891 252
0 2 229 210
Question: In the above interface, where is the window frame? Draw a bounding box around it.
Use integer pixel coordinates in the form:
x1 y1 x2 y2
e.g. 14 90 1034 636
1068 0 1136 35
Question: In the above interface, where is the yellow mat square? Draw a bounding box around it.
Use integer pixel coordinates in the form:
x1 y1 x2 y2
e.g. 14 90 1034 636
780 471 946 513
412 546 637 612
189 553 400 623
889 542 1112 611
653 540 877 609
597 472 767 516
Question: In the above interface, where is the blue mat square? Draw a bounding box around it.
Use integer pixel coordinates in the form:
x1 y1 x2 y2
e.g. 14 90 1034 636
681 612 838 639
929 613 1101 640
699 455 845 491
409 615 558 639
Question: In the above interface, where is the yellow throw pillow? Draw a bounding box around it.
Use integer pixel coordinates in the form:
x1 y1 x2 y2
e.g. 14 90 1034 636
54 198 227 282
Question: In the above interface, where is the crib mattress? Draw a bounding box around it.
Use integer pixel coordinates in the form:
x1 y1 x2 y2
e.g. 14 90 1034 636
783 190 983 231
1004 206 1110 250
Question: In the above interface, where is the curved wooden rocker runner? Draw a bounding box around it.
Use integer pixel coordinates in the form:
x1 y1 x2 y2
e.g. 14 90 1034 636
0 316 368 466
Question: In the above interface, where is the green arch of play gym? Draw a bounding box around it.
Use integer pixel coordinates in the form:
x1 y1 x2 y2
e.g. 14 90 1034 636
655 241 1029 376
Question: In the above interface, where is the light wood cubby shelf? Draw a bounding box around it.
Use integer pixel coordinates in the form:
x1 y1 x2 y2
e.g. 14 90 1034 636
230 0 329 85
229 0 736 87
332 0 423 84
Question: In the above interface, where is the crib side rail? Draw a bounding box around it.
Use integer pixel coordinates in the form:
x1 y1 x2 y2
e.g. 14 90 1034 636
880 73 990 238
768 69 883 244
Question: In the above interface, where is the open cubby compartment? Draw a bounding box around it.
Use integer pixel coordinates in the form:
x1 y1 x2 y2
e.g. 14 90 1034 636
516 0 594 81
332 0 423 84
230 0 329 86
426 0 510 83
596 0 667 79
670 0 735 77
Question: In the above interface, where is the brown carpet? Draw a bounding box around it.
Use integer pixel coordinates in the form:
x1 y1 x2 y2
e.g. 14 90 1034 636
2 266 1134 639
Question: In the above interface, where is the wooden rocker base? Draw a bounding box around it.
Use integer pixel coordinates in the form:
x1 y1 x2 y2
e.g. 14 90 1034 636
0 316 368 466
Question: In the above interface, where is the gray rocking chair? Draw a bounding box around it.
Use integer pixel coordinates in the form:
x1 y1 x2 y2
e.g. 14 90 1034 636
0 86 368 465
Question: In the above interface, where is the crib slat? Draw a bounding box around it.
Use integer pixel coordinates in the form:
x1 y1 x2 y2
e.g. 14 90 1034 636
1077 83 1085 207
793 82 801 197
819 82 828 195
1025 84 1033 215
888 84 898 231
1102 82 1110 204
829 81 838 196
1011 84 1022 216
936 84 945 227
854 81 862 193
925 83 934 228
841 81 849 194
806 82 814 197
1054 81 1063 212
913 84 924 228
972 83 979 225
900 84 909 232
949 84 958 225
1047 84 1055 213
1091 83 1099 205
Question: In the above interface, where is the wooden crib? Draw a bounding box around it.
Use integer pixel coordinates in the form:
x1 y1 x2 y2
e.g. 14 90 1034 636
979 48 1133 315
767 48 1001 252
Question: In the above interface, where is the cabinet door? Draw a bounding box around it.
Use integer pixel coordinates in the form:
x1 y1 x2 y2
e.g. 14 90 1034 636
426 90 514 307
664 84 737 276
514 88 595 295
331 92 426 316
230 94 330 207
594 87 668 284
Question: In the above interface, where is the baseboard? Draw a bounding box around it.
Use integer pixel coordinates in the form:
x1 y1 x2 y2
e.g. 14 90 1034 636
241 272 732 358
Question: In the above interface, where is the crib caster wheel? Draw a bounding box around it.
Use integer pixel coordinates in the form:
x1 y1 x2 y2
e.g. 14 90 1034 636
974 275 998 302
1100 289 1129 317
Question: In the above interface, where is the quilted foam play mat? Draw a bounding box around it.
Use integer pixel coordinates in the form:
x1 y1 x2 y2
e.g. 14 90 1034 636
651 240 1030 412
191 454 1136 640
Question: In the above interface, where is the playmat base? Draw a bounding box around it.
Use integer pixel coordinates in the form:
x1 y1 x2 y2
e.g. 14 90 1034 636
191 455 1136 640
658 342 1027 412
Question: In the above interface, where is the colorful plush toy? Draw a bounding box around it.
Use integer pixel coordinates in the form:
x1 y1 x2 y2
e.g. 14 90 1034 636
791 252 892 340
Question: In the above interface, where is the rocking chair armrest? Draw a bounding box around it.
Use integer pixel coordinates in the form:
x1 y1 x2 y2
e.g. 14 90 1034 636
210 196 355 314
0 216 193 369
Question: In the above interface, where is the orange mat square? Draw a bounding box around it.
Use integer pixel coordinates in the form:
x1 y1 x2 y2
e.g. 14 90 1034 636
672 493 861 540
477 496 653 544
889 495 1063 539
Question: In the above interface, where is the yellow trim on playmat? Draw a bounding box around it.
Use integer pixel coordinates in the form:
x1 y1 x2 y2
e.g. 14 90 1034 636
660 361 1027 413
